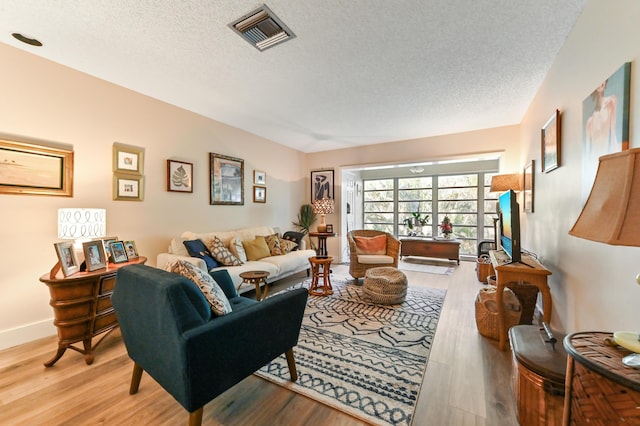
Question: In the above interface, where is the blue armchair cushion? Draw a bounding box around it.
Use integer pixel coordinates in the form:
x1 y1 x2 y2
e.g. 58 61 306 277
183 239 219 271
168 260 232 316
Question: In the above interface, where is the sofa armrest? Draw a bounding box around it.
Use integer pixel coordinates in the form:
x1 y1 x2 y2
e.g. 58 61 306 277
156 252 207 272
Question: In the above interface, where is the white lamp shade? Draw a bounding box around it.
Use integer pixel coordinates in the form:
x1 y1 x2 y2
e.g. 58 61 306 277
58 208 106 240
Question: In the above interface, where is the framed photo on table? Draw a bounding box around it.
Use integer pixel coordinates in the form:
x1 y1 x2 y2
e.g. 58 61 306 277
82 240 107 272
541 109 560 173
124 240 139 259
109 241 129 264
167 160 193 193
54 241 80 277
210 153 244 205
311 169 334 202
101 236 118 262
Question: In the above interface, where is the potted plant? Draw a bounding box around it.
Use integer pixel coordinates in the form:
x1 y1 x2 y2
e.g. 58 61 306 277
440 216 453 238
292 204 317 250
403 212 429 236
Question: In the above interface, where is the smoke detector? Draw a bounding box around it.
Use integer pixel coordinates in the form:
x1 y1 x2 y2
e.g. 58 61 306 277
229 4 295 51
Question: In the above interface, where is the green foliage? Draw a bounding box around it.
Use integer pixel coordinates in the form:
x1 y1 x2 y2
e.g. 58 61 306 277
292 204 317 250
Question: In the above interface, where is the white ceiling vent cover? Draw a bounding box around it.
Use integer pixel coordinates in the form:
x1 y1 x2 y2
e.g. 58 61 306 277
229 4 295 51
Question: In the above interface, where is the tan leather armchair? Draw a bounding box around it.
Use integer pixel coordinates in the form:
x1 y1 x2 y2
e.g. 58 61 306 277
347 230 400 280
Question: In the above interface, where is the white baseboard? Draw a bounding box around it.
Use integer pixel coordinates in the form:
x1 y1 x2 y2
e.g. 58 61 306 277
0 320 56 351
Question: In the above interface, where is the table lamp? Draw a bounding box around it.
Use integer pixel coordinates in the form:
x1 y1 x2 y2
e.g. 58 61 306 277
313 198 334 233
568 147 640 366
52 208 106 276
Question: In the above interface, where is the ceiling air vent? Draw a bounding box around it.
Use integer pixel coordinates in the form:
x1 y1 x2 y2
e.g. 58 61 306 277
229 4 295 51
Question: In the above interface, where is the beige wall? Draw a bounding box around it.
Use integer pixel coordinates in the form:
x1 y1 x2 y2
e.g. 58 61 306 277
517 0 640 332
0 43 307 348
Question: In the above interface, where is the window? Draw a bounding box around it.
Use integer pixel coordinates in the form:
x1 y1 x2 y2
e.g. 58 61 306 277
362 172 498 256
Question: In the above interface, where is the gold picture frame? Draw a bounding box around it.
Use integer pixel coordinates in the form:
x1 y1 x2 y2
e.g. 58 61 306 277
254 170 266 185
0 138 73 196
541 110 560 173
113 142 144 175
253 186 266 203
113 173 144 201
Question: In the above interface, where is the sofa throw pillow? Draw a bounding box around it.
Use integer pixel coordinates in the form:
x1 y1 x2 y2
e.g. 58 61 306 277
207 236 242 266
263 233 283 256
183 239 219 271
282 231 304 251
228 237 248 263
280 239 298 254
243 236 271 261
168 260 232 316
354 235 387 255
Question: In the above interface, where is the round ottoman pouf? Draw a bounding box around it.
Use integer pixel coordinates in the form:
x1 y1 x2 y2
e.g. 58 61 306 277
363 267 408 304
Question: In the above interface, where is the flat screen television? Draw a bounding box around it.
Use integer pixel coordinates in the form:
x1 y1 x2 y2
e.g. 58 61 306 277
498 189 522 264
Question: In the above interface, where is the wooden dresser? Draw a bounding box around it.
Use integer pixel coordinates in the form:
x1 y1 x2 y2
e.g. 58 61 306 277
39 256 146 367
400 238 460 264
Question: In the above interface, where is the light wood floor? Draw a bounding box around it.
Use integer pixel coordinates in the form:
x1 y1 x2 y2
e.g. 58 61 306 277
0 261 517 425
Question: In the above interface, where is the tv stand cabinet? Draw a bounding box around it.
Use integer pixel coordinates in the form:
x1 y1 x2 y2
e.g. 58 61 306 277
489 250 552 351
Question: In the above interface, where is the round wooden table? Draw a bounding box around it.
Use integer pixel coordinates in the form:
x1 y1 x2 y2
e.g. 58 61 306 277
308 256 333 296
238 270 270 301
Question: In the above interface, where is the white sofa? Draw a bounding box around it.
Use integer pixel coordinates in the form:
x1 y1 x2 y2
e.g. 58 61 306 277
156 226 315 294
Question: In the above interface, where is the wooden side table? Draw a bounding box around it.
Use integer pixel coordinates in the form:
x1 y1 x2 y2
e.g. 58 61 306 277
563 331 640 424
238 270 270 301
489 250 552 351
39 256 147 367
309 232 336 257
308 256 333 296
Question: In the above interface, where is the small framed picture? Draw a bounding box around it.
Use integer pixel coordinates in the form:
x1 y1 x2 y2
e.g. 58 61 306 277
101 236 118 262
254 170 266 185
253 186 266 203
124 240 139 259
113 142 144 175
113 173 144 201
109 241 129 264
541 109 560 173
82 240 107 272
523 160 535 213
54 242 80 277
326 224 334 233
167 160 193 193
311 169 334 203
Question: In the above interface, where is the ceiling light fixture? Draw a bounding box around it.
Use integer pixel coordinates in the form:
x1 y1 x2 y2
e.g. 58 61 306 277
12 33 42 47
229 4 295 51
409 167 424 174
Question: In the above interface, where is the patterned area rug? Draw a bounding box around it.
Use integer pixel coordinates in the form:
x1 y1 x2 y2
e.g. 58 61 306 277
398 257 456 275
255 277 446 425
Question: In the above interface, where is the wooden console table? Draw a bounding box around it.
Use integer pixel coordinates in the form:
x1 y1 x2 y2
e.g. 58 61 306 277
400 238 460 264
39 256 147 367
489 250 552 351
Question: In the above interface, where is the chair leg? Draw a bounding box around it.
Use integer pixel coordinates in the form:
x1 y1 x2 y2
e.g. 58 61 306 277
188 407 203 426
285 349 298 382
129 362 144 395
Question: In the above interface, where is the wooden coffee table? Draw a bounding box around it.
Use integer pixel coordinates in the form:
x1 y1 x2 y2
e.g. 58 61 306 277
238 270 270 301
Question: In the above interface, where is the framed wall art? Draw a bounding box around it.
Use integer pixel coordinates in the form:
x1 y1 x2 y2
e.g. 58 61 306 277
523 160 535 213
54 241 80 277
541 109 560 173
581 62 631 201
311 169 334 202
113 142 144 175
0 138 73 197
109 241 129 263
253 186 266 203
82 240 107 272
113 173 144 201
167 160 193 193
210 153 244 205
254 170 266 185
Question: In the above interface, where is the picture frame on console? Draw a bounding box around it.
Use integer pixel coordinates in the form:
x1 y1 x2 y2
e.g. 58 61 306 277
210 153 244 205
82 240 107 272
167 160 193 193
311 169 334 202
541 109 560 173
101 236 118 262
109 241 129 264
325 224 334 233
0 138 74 197
54 241 79 277
523 160 535 213
124 240 139 259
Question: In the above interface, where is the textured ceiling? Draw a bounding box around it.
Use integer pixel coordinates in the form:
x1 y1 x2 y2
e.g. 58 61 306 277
0 1 587 153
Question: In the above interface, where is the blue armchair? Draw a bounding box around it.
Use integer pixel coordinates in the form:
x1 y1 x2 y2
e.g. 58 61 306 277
112 264 308 426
